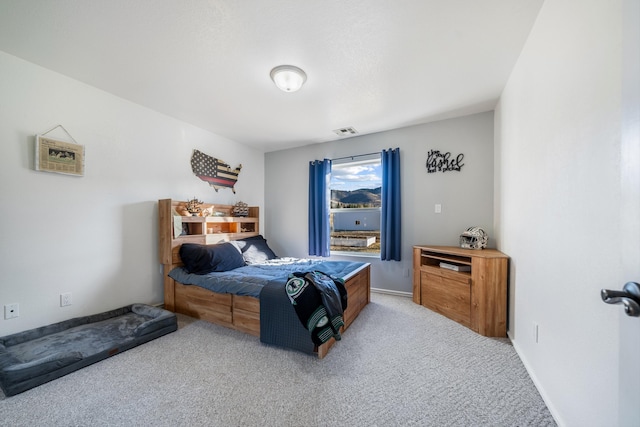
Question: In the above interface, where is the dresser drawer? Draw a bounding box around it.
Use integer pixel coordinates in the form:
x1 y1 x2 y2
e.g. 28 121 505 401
422 265 471 284
421 271 471 328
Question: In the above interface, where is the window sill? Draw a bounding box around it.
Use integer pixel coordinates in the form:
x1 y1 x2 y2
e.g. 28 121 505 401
330 251 380 259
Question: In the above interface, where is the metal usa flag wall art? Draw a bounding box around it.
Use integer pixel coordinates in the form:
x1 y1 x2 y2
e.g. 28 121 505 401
190 149 242 193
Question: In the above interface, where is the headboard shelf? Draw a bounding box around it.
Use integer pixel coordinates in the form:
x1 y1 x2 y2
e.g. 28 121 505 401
158 199 259 265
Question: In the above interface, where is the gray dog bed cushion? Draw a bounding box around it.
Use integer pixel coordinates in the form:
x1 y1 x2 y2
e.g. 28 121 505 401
0 304 177 396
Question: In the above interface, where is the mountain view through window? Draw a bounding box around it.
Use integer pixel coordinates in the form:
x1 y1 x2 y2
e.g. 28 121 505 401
330 155 381 254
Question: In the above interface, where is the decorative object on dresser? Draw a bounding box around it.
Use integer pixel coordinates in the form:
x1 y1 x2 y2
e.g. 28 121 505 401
459 226 489 249
413 245 509 337
158 199 371 358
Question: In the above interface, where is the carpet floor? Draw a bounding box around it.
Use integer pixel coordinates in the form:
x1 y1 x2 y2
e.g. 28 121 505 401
0 293 555 426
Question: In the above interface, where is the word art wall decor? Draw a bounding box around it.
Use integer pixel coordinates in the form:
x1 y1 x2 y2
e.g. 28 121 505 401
191 149 242 193
426 149 464 173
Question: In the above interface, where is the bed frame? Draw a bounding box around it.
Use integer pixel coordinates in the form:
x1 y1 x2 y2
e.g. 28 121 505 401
158 199 370 358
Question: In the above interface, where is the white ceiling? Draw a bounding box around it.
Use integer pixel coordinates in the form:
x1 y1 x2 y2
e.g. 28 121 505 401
0 0 544 152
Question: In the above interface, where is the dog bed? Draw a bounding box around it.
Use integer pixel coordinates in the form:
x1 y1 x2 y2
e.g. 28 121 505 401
0 304 177 396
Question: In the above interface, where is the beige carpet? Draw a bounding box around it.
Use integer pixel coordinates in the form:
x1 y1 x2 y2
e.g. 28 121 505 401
0 293 555 426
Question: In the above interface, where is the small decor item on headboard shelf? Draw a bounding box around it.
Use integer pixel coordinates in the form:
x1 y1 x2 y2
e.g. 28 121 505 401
185 197 204 215
426 149 464 173
232 201 249 217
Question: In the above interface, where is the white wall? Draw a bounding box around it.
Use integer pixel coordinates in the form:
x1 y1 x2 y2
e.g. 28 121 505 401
0 52 264 336
265 112 495 293
495 0 629 425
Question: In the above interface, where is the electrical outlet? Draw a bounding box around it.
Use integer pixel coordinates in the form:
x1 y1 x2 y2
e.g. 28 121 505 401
60 292 72 307
4 303 19 319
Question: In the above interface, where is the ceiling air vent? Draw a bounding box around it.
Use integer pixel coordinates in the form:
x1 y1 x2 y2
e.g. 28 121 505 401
333 127 358 137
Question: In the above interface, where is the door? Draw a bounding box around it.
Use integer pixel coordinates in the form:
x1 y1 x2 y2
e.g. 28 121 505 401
618 1 639 424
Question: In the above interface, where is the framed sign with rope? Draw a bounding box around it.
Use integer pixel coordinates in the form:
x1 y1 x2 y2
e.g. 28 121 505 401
35 125 85 176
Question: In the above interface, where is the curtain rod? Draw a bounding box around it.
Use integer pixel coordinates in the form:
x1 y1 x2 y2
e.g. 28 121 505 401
330 151 380 162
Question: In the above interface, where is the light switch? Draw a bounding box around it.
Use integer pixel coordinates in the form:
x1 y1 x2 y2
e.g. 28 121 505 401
435 204 442 214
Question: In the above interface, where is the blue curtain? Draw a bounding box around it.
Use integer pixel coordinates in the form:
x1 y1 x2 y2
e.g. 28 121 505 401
308 159 332 257
381 148 401 261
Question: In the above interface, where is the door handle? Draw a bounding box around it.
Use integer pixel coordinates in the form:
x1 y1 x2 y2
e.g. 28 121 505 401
601 282 640 317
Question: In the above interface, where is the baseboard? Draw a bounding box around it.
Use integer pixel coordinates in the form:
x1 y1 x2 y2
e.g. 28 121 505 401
508 331 563 427
370 287 412 298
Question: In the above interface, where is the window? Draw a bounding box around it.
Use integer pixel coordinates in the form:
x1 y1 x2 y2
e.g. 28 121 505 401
330 154 382 255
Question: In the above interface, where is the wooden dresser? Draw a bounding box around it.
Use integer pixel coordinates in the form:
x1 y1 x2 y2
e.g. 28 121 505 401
413 245 509 337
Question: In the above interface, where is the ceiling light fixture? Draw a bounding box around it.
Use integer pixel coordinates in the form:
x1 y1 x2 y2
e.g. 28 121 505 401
270 65 307 92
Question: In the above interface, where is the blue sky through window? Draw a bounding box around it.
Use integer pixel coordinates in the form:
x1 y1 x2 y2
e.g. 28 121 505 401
330 158 381 192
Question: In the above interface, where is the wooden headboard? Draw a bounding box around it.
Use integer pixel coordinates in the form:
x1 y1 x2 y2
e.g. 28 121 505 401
158 198 259 310
158 199 259 265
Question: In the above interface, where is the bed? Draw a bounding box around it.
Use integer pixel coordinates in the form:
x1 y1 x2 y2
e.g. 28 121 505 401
158 199 370 358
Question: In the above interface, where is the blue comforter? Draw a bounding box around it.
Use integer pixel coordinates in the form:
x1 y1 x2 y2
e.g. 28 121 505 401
168 257 365 298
